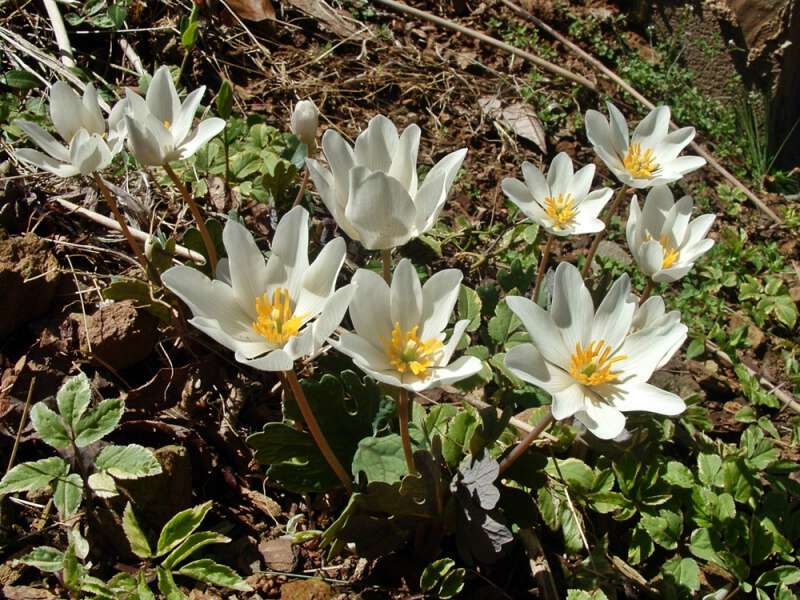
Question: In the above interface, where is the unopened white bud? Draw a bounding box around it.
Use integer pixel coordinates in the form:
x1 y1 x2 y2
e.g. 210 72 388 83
290 99 319 152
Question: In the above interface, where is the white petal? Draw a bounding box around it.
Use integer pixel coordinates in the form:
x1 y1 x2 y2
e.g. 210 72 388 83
333 330 392 371
390 258 423 331
283 328 316 361
577 402 626 439
270 205 310 301
81 83 106 135
345 167 415 250
653 126 695 162
577 187 613 219
349 268 392 348
665 155 706 177
667 195 694 243
547 152 574 198
311 283 355 348
15 148 78 177
606 102 630 155
295 236 346 317
550 384 588 420
223 218 270 318
49 81 83 141
570 163 596 200
147 66 181 125
388 124 420 194
591 273 635 351
427 355 483 389
419 269 462 340
505 295 571 369
178 118 225 160
502 177 550 227
70 132 112 175
585 109 616 157
15 120 70 162
611 382 686 415
642 185 674 234
684 214 716 248
638 240 665 276
171 86 205 145
521 161 550 203
237 348 294 372
617 323 687 383
632 105 670 143
504 343 574 394
321 129 355 194
189 316 268 358
439 319 470 366
551 262 593 352
653 265 693 283
125 116 164 166
413 148 467 235
354 114 397 172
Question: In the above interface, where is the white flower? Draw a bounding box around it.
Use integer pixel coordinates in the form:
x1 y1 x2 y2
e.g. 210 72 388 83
121 66 225 166
14 81 124 177
626 186 715 283
630 296 685 369
331 259 482 392
504 262 687 439
501 152 613 236
585 102 706 188
306 115 467 250
291 99 319 150
162 206 354 372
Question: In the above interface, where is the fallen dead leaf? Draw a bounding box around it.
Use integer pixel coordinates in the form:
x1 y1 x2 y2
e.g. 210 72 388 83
225 0 275 21
479 96 547 152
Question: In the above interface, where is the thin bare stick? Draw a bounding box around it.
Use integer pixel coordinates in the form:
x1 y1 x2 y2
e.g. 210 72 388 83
639 280 655 304
42 0 75 68
531 234 554 302
519 528 559 600
163 163 218 276
54 197 205 264
706 340 800 415
284 369 353 492
92 173 148 270
6 377 36 473
372 0 597 91
581 185 627 277
381 249 392 283
292 167 310 208
498 408 554 475
398 388 417 475
499 0 781 224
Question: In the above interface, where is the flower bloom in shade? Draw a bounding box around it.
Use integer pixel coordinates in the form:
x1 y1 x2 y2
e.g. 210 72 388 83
14 81 125 177
585 102 706 188
291 99 319 151
121 65 225 166
501 152 613 236
626 185 716 283
331 259 482 392
306 114 467 250
503 262 687 439
162 206 355 372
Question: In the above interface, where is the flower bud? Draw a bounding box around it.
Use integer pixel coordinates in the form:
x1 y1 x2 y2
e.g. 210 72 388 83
290 99 319 152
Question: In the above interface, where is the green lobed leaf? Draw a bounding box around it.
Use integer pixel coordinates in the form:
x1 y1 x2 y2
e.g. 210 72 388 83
0 456 69 494
663 460 695 489
439 568 466 599
351 434 408 484
53 473 83 519
29 403 71 449
639 509 683 550
162 531 231 570
176 558 252 591
62 542 81 591
697 453 724 487
94 444 162 479
137 570 156 600
156 501 213 557
123 502 153 558
216 80 233 119
56 373 92 431
756 566 800 588
2 69 43 90
457 285 482 332
15 546 64 572
661 556 701 593
88 471 118 498
73 397 124 447
420 557 455 592
566 589 609 599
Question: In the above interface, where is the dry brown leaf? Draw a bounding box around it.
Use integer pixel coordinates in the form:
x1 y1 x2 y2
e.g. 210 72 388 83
478 96 547 152
225 0 275 22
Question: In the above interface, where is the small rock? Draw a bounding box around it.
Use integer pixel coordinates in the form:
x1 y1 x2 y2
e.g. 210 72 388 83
594 240 632 266
259 537 297 572
2 585 56 600
727 313 766 351
280 579 333 600
76 300 158 370
789 286 800 304
0 233 61 337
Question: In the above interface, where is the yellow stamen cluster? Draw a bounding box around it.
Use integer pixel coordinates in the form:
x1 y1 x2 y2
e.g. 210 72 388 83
659 235 680 269
385 322 444 377
623 143 658 178
569 340 626 386
544 193 577 230
252 288 306 345
163 120 171 129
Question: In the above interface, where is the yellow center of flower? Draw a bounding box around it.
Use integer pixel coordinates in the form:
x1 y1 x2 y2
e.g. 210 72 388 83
252 288 307 345
623 143 658 178
385 322 444 377
163 120 171 129
544 193 577 230
569 340 626 386
659 235 680 269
